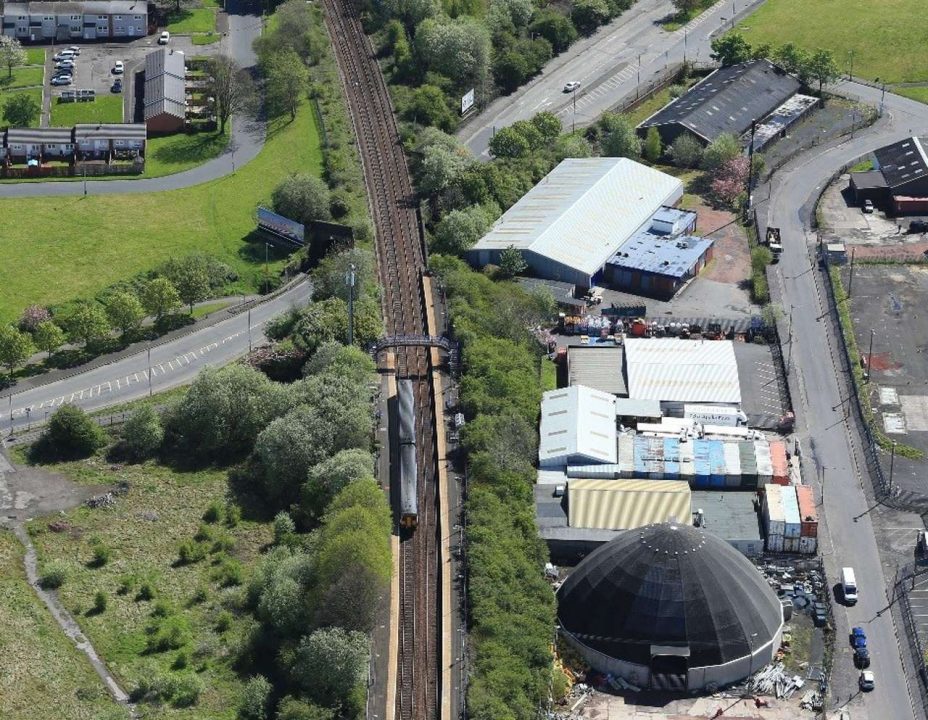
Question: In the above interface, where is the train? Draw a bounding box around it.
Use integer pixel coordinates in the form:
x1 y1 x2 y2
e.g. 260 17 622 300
397 379 419 529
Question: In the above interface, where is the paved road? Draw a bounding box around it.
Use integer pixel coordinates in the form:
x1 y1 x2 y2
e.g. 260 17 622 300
0 280 312 435
764 83 928 720
0 0 266 199
458 0 766 158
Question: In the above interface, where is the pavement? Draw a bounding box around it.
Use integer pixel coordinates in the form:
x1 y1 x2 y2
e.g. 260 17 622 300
458 0 768 158
0 279 312 436
760 80 928 720
0 0 265 198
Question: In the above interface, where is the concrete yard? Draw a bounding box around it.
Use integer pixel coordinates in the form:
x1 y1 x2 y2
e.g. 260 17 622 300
572 689 817 719
734 340 791 423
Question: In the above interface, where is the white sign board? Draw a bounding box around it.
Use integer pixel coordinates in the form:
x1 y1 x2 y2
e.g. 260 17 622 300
461 88 475 115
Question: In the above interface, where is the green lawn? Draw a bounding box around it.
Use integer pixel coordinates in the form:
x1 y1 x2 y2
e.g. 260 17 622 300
624 75 701 126
166 7 217 34
0 103 321 323
0 531 122 720
51 95 124 126
144 127 230 177
191 32 220 45
896 86 928 105
25 48 46 66
0 65 44 90
191 299 234 319
27 458 273 718
738 0 928 84
0 87 43 113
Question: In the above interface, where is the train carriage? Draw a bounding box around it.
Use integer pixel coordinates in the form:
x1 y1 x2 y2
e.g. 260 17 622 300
397 379 418 529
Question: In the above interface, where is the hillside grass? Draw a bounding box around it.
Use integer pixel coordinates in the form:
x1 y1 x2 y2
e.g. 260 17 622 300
144 127 230 178
0 531 122 720
0 102 321 324
896 86 928 105
51 95 124 126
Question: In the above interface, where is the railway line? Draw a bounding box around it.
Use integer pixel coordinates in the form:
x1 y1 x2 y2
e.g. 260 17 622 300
317 1 442 719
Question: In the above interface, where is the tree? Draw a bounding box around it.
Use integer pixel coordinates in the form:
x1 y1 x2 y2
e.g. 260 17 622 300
3 92 39 127
0 36 26 79
302 342 375 383
238 675 272 720
492 50 530 93
668 133 704 168
709 155 749 208
599 113 640 158
498 245 527 278
414 17 491 88
700 132 741 172
289 297 383 354
571 0 609 34
806 48 839 95
381 0 439 27
416 144 471 196
710 33 752 66
292 628 369 706
276 697 335 720
303 448 375 519
311 247 376 302
552 133 593 160
60 303 110 348
105 291 145 337
643 126 662 162
207 54 254 134
33 321 65 358
432 205 493 255
171 263 211 314
404 84 455 131
122 405 164 460
272 173 331 224
528 10 578 53
489 125 531 158
265 50 309 120
141 277 181 321
0 324 34 381
531 111 561 141
18 304 50 332
671 0 699 16
773 42 810 80
39 404 106 459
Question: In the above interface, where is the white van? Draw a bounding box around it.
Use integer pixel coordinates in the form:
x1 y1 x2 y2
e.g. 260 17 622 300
842 567 858 605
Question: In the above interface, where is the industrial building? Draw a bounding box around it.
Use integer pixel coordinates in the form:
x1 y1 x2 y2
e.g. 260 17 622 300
636 59 801 149
567 346 627 396
567 479 691 530
1 1 147 41
557 522 784 692
467 158 684 287
538 385 617 468
144 47 187 133
849 136 928 214
516 277 585 309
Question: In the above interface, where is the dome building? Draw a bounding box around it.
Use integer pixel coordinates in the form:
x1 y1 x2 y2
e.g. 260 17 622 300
557 522 783 692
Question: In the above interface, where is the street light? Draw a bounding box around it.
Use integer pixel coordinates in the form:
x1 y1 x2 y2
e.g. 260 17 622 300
346 263 356 346
874 77 886 117
636 53 642 100
889 441 897 494
867 328 875 378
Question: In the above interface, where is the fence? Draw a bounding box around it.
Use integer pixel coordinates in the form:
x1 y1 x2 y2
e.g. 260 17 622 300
609 61 718 117
0 161 144 179
894 563 928 719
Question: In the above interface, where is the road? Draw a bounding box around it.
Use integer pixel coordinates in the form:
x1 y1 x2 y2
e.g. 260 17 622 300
0 280 312 435
458 0 767 158
0 0 266 199
764 82 928 719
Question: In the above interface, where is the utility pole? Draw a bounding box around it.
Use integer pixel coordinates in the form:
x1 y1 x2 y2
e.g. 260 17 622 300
847 49 855 80
636 53 642 100
683 27 687 63
746 118 757 209
572 87 577 133
8 393 12 436
346 263 356 346
786 304 794 375
147 347 152 397
889 441 897 494
847 247 856 297
247 308 252 353
264 242 270 291
867 328 875 377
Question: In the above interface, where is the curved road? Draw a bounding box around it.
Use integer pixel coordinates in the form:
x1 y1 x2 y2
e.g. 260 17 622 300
0 0 266 198
765 82 928 720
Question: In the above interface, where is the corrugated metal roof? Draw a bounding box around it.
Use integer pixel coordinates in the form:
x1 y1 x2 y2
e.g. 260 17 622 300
614 397 661 418
539 385 617 466
624 338 741 403
568 478 691 529
472 158 683 276
567 346 627 396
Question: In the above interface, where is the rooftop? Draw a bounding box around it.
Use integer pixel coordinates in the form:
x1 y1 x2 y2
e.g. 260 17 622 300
609 232 713 279
6 127 73 143
691 490 762 542
614 397 662 418
74 123 146 140
516 277 584 308
3 1 146 13
624 338 741 404
749 93 818 150
567 478 691 530
850 170 888 190
873 136 928 190
539 385 618 467
638 59 801 143
144 47 186 121
567 346 627 396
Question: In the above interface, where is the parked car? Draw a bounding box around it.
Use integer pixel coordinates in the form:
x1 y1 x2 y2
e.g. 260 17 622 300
53 49 75 61
113 60 124 74
159 30 170 44
66 45 81 55
858 670 875 692
851 627 867 649
563 81 581 93
50 74 72 86
111 78 122 93
812 601 828 626
909 219 928 233
854 646 871 668
55 59 75 70
863 199 874 213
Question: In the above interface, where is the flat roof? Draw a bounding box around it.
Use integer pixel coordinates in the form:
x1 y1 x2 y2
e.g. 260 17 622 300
624 338 741 404
609 232 713 279
567 346 627 396
850 170 888 190
471 158 683 277
874 136 928 190
638 59 801 143
614 397 662 418
539 385 617 466
691 490 763 542
750 94 818 150
516 277 584 307
567 478 691 530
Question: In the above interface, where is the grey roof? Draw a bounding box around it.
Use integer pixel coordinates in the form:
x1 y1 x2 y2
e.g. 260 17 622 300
557 522 783 667
567 346 628 396
516 277 584 307
614 397 662 418
6 127 73 144
624 338 741 404
74 123 146 140
3 1 145 13
850 170 888 190
873 136 928 190
608 231 713 279
144 48 186 121
638 59 801 143
690 491 762 542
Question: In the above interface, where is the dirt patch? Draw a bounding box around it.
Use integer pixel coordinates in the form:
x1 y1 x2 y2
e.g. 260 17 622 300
852 242 928 261
692 202 751 285
867 352 902 371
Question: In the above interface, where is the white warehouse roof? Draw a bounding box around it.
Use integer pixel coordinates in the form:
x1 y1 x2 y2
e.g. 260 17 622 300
539 385 617 468
624 338 742 404
471 158 684 279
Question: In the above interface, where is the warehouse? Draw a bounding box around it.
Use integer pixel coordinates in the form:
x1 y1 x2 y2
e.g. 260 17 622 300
624 338 742 407
849 136 928 213
467 158 684 287
538 385 617 468
636 59 801 149
567 479 691 530
558 522 783 692
567 346 627 396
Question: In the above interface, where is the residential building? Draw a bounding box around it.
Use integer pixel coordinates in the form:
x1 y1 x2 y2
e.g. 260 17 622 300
0 1 147 41
2 123 145 163
144 47 186 133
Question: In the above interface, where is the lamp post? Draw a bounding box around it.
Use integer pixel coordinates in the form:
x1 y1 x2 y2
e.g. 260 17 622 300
147 347 152 397
346 263 356 346
636 53 642 100
264 242 271 291
889 441 897 494
867 328 875 377
572 86 578 133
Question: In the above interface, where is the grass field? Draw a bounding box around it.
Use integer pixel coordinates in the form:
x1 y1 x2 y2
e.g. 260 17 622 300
738 0 928 84
144 128 230 177
896 86 928 105
27 457 272 718
191 32 220 45
25 48 46 65
0 531 122 720
0 102 321 323
166 7 217 34
51 95 124 126
624 75 701 126
0 65 44 90
0 87 43 112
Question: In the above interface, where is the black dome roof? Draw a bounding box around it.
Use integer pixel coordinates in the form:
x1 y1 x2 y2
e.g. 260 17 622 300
557 522 782 667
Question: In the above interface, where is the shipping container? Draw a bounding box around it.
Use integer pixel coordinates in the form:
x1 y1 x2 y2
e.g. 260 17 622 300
755 440 773 486
663 438 680 479
566 464 622 479
618 434 635 478
723 442 742 487
781 485 802 538
708 440 726 487
769 440 789 485
739 441 758 488
693 439 711 488
766 532 784 553
795 485 818 538
763 484 786 537
783 536 801 553
634 435 649 477
799 535 818 555
679 440 695 480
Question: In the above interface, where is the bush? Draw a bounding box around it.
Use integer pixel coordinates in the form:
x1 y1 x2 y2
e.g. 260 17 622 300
121 405 164 460
40 560 69 589
35 404 106 461
177 540 207 565
274 511 297 545
202 501 223 524
92 591 108 614
215 610 233 633
272 173 332 224
212 557 244 587
91 544 111 568
137 581 156 601
238 675 272 720
668 133 703 168
146 615 192 653
225 503 242 527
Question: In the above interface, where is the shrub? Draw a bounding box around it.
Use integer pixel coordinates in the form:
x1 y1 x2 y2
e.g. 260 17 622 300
273 511 297 545
189 585 209 605
668 133 703 168
213 557 244 587
177 540 207 565
193 523 214 543
92 591 108 614
152 600 174 618
117 574 137 595
121 406 164 460
40 560 68 589
35 404 106 461
225 503 242 527
215 610 233 633
238 675 272 720
137 581 156 601
146 615 192 653
202 501 223 524
90 544 111 568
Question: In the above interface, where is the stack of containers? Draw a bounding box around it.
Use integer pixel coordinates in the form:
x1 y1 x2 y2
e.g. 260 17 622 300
754 440 773 487
723 442 742 487
769 440 789 485
708 440 726 487
693 439 711 488
663 438 680 479
795 485 819 554
781 484 802 552
618 435 635 478
763 484 786 552
633 435 649 478
739 441 758 489
648 437 665 479
679 441 695 484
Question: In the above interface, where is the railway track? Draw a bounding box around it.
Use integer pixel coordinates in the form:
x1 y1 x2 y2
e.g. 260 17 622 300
318 1 440 719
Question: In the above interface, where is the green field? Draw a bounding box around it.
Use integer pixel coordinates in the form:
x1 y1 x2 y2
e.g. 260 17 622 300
0 531 121 720
0 87 43 112
0 65 44 90
166 7 217 34
738 0 928 84
51 95 124 126
27 458 272 718
896 86 928 104
191 32 220 45
144 128 230 177
25 48 46 65
624 75 701 127
0 103 321 323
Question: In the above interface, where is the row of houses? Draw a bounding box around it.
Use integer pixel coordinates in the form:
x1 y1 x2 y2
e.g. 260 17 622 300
1 123 145 163
1 1 148 42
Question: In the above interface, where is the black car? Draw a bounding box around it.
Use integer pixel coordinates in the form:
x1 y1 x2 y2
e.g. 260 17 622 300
111 79 122 93
854 646 871 668
910 220 928 233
